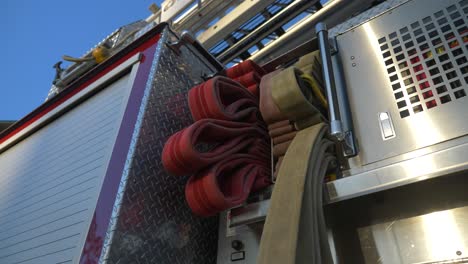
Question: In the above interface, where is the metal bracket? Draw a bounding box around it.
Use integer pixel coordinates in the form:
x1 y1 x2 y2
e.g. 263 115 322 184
167 30 225 72
229 199 270 228
342 130 358 157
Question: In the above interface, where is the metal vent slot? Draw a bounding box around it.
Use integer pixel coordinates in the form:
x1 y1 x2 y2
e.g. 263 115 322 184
378 0 468 118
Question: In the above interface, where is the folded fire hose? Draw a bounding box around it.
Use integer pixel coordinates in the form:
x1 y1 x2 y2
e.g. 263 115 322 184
272 130 297 145
186 154 271 217
268 121 295 138
226 59 266 97
188 76 259 122
226 59 266 78
162 119 268 176
162 66 272 217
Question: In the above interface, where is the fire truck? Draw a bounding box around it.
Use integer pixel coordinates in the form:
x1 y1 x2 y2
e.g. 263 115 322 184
0 0 467 263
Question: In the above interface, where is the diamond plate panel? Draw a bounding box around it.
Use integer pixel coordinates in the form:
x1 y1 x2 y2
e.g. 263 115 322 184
101 28 219 264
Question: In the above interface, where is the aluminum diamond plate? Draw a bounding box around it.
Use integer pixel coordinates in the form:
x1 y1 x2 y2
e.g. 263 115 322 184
100 28 219 264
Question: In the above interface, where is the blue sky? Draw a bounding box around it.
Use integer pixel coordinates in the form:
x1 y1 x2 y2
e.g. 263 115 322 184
1 0 163 120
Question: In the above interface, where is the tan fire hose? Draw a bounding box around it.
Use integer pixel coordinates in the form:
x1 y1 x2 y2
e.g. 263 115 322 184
270 67 323 124
258 55 335 263
258 123 334 264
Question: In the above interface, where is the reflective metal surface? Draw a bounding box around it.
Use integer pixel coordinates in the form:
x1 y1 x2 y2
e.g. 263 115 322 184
49 21 149 96
97 28 220 264
327 135 468 203
327 171 468 263
216 0 318 64
172 0 241 37
358 206 468 264
0 74 133 264
328 0 411 37
196 0 277 49
250 0 378 65
336 0 468 166
317 22 344 140
217 212 263 264
167 31 225 72
327 0 468 202
332 52 358 157
229 199 270 228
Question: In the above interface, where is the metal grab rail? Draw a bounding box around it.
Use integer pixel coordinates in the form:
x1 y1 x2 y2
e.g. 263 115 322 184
316 22 344 141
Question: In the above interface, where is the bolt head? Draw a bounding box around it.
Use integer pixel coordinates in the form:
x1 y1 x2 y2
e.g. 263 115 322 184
231 240 244 251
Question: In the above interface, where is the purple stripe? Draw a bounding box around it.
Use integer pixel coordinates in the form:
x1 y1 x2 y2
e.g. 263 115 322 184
79 39 159 264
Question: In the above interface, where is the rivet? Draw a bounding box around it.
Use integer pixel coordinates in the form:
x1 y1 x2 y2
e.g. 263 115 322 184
352 63 357 67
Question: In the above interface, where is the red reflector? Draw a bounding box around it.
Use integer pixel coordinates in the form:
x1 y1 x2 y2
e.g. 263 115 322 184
416 73 427 81
423 90 433 99
426 99 437 109
413 64 424 72
419 81 430 90
410 56 420 64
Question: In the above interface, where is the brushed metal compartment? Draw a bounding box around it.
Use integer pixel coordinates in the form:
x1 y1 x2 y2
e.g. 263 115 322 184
358 206 468 264
327 171 468 263
336 0 468 166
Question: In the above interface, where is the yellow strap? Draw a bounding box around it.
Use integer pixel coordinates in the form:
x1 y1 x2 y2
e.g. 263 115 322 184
300 73 328 108
295 51 322 80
